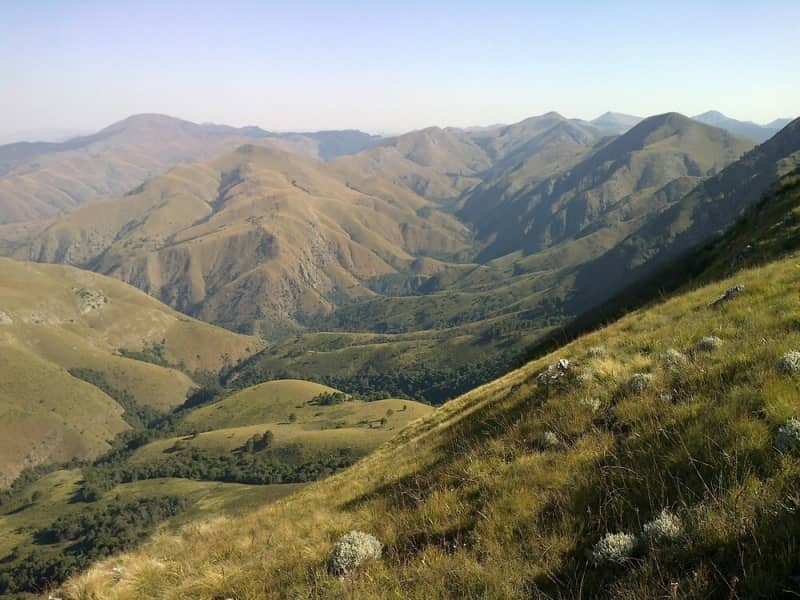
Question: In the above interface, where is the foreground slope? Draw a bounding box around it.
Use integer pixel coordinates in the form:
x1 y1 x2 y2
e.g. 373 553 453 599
65 183 800 598
0 258 259 484
0 114 378 224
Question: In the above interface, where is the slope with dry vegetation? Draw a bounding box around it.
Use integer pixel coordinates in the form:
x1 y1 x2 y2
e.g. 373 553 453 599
61 175 800 599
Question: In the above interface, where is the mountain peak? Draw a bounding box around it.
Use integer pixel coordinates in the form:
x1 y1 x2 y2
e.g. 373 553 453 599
694 110 727 120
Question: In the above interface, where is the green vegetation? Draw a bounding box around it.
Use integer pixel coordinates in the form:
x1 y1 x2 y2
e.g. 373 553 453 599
0 495 185 594
68 368 164 429
0 375 416 596
58 169 800 598
63 251 800 599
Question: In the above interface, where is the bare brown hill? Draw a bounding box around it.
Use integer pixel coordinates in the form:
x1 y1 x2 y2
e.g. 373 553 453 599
0 114 378 224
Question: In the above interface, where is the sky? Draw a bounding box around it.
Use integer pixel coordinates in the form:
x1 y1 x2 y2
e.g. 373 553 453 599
0 0 798 138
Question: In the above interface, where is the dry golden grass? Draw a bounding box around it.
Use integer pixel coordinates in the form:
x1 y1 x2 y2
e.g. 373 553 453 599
58 255 800 598
0 258 260 482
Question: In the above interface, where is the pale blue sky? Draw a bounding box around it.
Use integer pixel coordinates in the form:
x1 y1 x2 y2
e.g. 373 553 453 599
1 0 797 136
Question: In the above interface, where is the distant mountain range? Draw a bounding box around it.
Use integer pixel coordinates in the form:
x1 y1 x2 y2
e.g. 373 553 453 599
3 110 796 407
0 114 380 224
588 110 793 143
692 110 792 143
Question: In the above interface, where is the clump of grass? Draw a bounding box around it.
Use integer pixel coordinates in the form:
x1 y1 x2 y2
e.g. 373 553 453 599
627 373 654 393
775 417 800 453
327 530 383 576
776 351 800 375
591 532 638 565
587 346 607 358
697 336 723 351
641 510 683 546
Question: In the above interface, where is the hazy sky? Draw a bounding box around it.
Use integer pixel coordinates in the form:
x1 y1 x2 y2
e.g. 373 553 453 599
1 0 798 138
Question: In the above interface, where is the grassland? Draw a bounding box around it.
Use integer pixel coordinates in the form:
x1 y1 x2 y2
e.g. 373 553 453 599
132 380 432 463
59 245 800 598
0 258 260 483
0 467 300 598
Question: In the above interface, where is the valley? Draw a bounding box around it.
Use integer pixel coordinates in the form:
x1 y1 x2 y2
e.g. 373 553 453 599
0 102 797 600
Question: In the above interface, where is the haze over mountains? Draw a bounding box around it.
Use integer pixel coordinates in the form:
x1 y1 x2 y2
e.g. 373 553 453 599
2 109 798 409
0 114 379 224
1 108 800 598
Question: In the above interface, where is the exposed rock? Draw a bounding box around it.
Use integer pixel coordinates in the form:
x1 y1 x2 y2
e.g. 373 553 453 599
0 310 11 325
536 358 571 385
710 284 745 308
76 288 108 314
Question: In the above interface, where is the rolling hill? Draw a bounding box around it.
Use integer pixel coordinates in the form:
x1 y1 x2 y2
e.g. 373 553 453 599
7 145 470 334
0 374 431 597
0 114 379 224
0 258 260 484
58 173 800 599
130 379 432 464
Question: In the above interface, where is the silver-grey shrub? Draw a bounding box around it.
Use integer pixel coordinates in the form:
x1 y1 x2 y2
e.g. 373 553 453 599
591 532 638 565
642 510 683 545
661 349 688 369
628 373 654 393
776 417 800 453
777 351 800 376
697 336 723 351
327 530 383 576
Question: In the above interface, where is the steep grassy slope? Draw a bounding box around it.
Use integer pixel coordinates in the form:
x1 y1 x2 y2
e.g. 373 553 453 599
0 468 300 597
571 117 800 314
461 113 753 260
0 114 378 224
62 247 800 599
9 145 470 334
0 258 259 484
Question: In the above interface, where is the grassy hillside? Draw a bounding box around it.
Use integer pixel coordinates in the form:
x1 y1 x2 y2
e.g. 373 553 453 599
62 248 800 599
572 117 800 314
0 258 260 484
130 380 432 464
9 145 470 334
0 375 431 596
0 468 299 597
